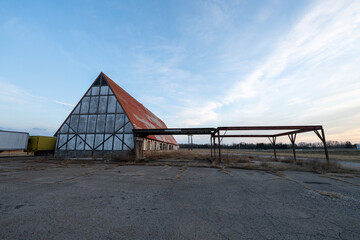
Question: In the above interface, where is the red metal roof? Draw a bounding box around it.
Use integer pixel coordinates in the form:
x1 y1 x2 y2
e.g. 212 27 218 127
103 72 178 145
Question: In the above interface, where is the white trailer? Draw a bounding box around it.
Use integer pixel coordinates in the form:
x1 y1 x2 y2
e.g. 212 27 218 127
0 130 29 151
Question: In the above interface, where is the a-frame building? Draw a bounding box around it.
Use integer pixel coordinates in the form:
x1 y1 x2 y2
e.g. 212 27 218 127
54 72 178 158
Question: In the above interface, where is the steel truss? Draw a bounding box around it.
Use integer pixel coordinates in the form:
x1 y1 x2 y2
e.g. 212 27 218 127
134 125 330 163
212 125 329 163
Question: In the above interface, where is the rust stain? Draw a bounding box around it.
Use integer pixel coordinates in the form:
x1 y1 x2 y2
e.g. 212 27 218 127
103 72 178 145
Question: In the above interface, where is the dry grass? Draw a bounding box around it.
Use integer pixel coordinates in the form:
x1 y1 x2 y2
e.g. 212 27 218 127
260 161 270 168
144 149 211 161
221 153 252 164
1 149 356 176
144 149 252 167
219 156 350 174
80 171 95 176
318 191 340 199
296 160 343 174
235 162 261 171
327 173 357 178
0 150 28 157
277 157 297 164
232 149 360 162
273 160 345 174
219 166 233 176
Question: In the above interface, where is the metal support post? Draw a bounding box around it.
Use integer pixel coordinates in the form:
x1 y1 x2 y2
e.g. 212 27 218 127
321 128 329 162
268 136 277 160
190 135 193 151
187 135 191 151
288 133 297 161
217 131 222 163
210 135 213 158
213 134 216 161
314 129 330 162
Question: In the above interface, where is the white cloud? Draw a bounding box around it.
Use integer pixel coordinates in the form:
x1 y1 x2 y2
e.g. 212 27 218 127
123 0 360 143
54 101 75 108
0 79 30 104
178 101 222 127
0 79 74 108
177 0 360 143
0 79 75 135
225 0 360 104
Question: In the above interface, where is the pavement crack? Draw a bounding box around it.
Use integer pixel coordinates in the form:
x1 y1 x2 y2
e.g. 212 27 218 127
219 166 233 177
173 165 188 180
322 174 360 187
274 172 340 199
264 211 285 240
58 171 96 183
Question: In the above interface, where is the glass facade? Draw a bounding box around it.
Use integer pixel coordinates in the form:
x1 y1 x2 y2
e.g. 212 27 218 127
55 78 134 153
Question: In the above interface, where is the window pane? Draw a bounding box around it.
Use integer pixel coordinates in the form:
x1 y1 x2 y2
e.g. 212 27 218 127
67 135 76 150
58 134 67 149
89 96 99 114
107 96 116 113
73 104 80 114
60 124 69 133
105 115 115 133
76 135 85 150
103 134 113 150
115 114 124 131
78 115 88 133
100 86 109 95
124 122 133 133
87 115 96 133
96 115 106 133
94 134 104 150
99 96 108 113
124 134 134 149
116 102 124 113
70 115 79 132
91 86 99 95
85 134 94 150
114 134 123 150
80 97 90 114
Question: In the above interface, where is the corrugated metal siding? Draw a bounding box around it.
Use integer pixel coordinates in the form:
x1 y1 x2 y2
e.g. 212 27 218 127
0 130 29 151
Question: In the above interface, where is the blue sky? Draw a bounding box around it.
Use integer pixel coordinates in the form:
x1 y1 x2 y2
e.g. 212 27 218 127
0 0 359 144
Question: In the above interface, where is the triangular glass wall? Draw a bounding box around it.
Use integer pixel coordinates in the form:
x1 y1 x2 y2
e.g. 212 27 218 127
55 74 134 154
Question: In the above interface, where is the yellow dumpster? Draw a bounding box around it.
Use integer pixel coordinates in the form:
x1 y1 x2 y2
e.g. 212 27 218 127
27 136 56 155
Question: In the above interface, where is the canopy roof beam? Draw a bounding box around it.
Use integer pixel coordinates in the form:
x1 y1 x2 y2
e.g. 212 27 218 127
133 125 329 163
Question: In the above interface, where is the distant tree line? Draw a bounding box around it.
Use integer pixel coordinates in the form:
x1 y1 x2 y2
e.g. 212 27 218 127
179 141 356 150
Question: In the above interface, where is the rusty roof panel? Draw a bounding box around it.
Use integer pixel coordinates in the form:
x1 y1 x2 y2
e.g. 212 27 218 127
103 72 178 145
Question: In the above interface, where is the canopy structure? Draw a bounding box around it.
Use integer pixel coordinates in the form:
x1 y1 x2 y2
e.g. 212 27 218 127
134 128 215 151
134 128 215 136
134 125 330 162
212 125 329 163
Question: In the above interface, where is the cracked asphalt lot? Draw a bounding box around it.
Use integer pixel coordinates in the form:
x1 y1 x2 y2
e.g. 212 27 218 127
1 160 360 239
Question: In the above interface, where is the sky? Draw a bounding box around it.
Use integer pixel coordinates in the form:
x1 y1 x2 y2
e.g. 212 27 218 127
0 0 359 144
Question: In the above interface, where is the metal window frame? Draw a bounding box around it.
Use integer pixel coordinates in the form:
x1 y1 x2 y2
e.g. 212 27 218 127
55 73 135 154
